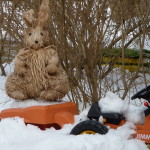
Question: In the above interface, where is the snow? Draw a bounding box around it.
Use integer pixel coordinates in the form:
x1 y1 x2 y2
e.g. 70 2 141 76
0 64 149 150
125 104 145 125
98 91 146 125
0 117 148 150
99 91 128 114
99 116 104 124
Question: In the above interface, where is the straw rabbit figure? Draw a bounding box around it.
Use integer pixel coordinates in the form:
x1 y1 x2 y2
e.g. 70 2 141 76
5 0 69 101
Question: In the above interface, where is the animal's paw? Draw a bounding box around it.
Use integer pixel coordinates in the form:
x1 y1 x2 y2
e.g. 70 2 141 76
40 90 60 101
10 91 28 100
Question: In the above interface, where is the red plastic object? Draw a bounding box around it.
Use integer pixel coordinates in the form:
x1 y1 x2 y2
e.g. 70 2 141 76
144 102 149 107
0 102 78 129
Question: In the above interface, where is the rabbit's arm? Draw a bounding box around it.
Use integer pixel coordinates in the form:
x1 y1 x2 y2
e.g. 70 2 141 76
46 51 59 75
14 58 27 76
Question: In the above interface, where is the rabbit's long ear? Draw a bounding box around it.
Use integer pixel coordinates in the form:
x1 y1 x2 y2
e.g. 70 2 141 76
37 0 49 28
23 9 36 27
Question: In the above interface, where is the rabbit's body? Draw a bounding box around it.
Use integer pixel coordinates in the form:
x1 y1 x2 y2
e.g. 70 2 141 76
6 46 69 101
5 0 69 101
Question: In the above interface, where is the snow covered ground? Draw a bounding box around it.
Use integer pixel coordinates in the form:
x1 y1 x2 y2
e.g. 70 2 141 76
0 63 149 150
0 117 148 150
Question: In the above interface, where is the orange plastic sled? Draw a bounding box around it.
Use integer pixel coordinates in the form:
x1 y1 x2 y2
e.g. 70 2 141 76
0 102 78 130
105 115 150 143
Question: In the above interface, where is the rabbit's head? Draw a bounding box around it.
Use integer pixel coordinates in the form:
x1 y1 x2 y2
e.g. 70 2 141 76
23 0 49 50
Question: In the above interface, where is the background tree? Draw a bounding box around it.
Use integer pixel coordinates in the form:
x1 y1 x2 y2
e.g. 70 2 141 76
0 0 150 107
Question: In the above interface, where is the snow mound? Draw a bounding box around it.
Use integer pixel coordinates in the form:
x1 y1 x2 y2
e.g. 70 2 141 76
125 104 145 125
98 91 128 114
98 92 146 125
0 117 148 150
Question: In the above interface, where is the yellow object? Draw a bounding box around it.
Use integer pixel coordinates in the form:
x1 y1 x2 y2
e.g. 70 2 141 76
103 56 150 72
103 118 107 123
80 130 96 135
